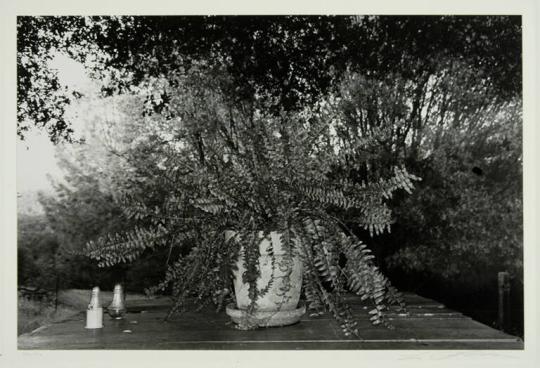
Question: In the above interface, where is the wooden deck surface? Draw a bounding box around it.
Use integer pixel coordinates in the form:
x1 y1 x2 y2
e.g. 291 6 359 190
18 293 523 350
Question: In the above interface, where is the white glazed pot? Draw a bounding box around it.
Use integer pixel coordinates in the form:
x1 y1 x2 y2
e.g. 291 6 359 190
225 230 303 312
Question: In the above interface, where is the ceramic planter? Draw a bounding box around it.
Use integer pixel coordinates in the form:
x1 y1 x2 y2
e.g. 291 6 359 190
224 230 306 327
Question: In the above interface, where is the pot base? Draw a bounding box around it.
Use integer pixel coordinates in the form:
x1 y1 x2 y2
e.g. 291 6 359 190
225 303 306 328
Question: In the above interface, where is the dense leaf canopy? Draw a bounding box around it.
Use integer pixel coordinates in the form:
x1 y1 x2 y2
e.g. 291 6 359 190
17 15 521 143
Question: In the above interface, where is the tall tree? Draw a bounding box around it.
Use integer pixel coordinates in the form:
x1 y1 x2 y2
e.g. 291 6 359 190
17 16 521 143
37 93 173 291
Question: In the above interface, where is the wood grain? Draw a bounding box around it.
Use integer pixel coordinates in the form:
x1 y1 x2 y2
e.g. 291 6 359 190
18 293 523 350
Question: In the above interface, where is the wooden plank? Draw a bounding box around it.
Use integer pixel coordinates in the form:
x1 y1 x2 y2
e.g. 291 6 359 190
343 292 445 307
18 293 523 350
19 336 523 350
21 310 510 343
19 314 521 350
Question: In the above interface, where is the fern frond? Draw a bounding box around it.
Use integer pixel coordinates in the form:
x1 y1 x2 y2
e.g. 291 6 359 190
85 225 169 267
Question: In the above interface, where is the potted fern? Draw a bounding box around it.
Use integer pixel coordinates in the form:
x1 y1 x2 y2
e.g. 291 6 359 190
85 68 420 336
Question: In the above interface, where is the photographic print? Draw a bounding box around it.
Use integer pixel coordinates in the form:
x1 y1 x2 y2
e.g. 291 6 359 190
14 14 525 351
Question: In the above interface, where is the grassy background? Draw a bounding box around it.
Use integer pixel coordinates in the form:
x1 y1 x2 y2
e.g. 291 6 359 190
18 289 149 336
18 297 78 336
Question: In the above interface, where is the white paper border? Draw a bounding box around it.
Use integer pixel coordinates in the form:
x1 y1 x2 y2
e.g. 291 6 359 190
1 1 538 367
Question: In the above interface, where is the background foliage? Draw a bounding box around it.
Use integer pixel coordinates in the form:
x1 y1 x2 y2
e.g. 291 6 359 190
18 15 523 335
18 16 521 142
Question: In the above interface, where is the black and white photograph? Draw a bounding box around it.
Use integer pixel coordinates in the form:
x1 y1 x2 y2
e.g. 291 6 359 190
1 1 539 366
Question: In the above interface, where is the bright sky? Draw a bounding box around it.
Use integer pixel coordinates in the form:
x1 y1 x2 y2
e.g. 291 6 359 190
16 53 93 194
16 130 62 193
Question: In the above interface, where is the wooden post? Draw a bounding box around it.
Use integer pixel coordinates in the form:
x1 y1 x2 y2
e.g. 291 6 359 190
54 254 59 311
498 271 511 332
54 275 60 311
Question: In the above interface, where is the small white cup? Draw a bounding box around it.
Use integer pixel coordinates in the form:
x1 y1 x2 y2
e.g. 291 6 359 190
85 307 104 329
